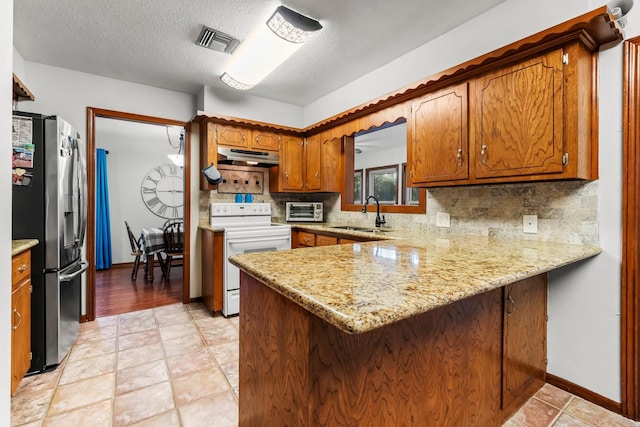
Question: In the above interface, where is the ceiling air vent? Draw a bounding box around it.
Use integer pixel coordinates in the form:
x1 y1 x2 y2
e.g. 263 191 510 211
196 26 240 54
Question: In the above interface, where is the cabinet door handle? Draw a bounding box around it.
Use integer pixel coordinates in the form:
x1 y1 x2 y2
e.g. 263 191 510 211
315 171 319 179
285 172 289 183
18 263 28 273
506 294 515 317
13 309 22 331
480 145 487 164
457 148 463 166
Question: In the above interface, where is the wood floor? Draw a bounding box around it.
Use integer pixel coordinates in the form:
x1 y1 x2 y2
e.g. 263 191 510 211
94 262 183 318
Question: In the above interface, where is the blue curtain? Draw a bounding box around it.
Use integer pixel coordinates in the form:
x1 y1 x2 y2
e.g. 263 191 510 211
95 148 112 270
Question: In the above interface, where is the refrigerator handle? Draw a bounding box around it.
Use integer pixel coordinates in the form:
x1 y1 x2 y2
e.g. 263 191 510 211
74 138 87 248
60 262 88 282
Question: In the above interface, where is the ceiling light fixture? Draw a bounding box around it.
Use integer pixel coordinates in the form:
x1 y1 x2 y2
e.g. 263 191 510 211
220 5 322 90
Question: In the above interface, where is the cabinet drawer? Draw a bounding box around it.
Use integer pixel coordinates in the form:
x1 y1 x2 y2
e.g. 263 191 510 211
315 235 338 246
338 238 361 244
12 251 31 287
298 231 316 247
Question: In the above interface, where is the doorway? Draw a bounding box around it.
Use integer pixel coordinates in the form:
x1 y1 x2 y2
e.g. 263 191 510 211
85 107 191 320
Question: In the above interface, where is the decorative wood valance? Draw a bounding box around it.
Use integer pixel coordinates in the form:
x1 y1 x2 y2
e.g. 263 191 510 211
193 6 623 139
12 73 35 102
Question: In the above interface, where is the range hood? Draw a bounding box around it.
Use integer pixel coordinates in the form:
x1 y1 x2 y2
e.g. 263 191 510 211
217 146 279 167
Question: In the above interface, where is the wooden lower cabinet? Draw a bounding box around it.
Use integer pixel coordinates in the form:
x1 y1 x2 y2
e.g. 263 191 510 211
292 229 374 248
239 272 547 426
314 235 337 246
11 250 32 395
294 230 316 248
502 275 547 414
200 228 224 315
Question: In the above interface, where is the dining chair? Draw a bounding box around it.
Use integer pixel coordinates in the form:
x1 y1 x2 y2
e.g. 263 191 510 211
125 221 144 280
162 220 184 278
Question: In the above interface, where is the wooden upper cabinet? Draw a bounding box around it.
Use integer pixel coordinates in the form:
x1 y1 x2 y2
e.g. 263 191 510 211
216 124 248 148
320 137 342 193
279 135 306 191
305 135 322 191
473 49 564 179
408 83 469 184
216 124 280 152
252 130 281 152
271 134 342 193
409 42 597 187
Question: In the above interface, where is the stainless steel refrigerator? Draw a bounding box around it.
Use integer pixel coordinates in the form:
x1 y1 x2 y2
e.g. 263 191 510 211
12 112 87 373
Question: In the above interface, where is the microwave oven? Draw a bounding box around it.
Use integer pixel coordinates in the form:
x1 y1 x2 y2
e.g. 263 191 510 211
285 202 323 222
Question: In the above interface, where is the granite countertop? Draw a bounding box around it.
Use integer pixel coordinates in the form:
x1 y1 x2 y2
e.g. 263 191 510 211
12 239 39 256
229 227 601 335
198 224 225 232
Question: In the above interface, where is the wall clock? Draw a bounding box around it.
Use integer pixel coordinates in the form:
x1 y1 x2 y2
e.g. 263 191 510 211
140 163 184 219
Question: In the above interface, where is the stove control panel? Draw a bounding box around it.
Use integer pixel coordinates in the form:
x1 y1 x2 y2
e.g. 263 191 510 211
210 202 272 217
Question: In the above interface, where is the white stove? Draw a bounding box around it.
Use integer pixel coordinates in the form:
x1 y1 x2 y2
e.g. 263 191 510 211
210 203 291 317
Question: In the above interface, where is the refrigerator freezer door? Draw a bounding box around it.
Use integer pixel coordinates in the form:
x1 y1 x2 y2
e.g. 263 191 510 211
45 260 87 367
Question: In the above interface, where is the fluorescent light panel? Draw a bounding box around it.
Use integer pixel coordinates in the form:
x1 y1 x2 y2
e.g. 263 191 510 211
221 6 322 90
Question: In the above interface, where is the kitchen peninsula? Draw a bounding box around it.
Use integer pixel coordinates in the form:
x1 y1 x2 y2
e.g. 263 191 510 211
230 230 601 426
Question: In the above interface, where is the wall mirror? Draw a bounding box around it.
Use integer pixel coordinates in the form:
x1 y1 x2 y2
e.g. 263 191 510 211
342 118 426 214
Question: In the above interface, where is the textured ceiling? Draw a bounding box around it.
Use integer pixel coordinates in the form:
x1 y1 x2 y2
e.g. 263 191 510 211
13 0 505 106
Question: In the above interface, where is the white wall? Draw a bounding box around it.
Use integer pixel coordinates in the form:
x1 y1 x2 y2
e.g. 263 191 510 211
13 61 197 314
17 62 196 130
95 118 185 264
2 0 13 423
198 85 305 128
546 0 636 402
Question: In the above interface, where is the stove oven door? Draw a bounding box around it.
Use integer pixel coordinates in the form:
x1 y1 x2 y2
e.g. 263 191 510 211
223 227 291 317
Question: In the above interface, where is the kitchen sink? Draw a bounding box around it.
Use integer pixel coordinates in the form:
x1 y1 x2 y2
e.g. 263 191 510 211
330 225 391 233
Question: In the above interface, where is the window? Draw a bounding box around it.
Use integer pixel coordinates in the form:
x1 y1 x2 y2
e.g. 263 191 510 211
366 165 398 204
402 163 419 205
354 169 363 205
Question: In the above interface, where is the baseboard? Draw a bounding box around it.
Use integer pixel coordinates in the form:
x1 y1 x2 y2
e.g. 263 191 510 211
80 314 88 323
190 296 203 303
546 373 621 415
106 262 141 270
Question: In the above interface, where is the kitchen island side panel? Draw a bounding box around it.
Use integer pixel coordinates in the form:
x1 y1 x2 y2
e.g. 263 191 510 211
239 271 508 426
308 286 504 426
239 272 311 426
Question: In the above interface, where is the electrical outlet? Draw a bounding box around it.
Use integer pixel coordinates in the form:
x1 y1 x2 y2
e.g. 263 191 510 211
436 212 451 228
523 215 538 234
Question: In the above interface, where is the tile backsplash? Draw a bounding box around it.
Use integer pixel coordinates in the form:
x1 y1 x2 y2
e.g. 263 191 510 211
199 165 598 245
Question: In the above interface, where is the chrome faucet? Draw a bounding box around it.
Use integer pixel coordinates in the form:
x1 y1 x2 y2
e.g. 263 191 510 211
362 195 386 228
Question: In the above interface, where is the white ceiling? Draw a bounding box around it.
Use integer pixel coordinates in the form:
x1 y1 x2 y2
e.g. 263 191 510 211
13 0 506 106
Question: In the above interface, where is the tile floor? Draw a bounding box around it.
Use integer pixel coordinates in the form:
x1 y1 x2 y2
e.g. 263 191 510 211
10 302 640 427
